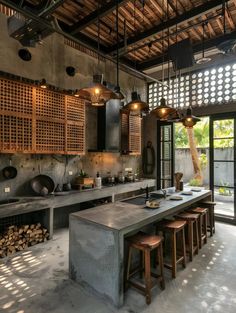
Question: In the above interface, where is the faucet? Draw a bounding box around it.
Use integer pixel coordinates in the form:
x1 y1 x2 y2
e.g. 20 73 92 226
160 189 167 198
140 185 149 200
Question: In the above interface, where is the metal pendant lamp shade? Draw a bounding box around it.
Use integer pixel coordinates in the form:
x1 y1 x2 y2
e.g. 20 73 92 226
151 97 176 120
114 85 125 100
181 108 200 128
78 74 117 106
123 91 149 113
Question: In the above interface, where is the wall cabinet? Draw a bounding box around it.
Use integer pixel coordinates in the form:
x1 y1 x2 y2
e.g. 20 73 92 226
121 111 142 155
0 78 85 155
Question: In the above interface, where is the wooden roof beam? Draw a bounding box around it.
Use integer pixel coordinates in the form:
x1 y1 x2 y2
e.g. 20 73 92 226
68 0 129 35
107 0 230 54
137 31 236 71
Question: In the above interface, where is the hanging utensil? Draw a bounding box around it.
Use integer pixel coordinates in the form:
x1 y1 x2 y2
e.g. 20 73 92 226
2 156 17 179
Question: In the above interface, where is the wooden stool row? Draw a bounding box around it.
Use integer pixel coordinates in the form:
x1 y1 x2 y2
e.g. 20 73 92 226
125 203 216 304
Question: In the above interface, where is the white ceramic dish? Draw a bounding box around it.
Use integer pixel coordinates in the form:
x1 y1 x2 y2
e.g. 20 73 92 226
169 195 183 200
191 187 201 192
181 191 193 195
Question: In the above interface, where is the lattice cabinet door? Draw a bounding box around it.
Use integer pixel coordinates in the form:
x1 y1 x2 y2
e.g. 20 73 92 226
0 78 33 153
129 114 142 155
35 88 65 154
65 96 85 155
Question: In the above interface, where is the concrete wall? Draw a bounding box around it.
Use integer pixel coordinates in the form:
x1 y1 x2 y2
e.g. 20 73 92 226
0 13 146 199
175 148 234 187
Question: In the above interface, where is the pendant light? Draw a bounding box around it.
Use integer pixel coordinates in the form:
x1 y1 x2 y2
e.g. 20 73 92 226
196 22 211 65
77 4 117 106
123 0 149 114
151 0 177 120
181 107 200 128
114 0 124 100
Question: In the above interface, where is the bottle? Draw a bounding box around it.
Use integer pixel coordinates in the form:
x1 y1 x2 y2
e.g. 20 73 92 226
95 171 102 188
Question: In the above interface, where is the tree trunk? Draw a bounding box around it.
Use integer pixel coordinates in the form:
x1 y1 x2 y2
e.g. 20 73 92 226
186 127 203 184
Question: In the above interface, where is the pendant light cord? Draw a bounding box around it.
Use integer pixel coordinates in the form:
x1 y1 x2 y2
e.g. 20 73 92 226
116 0 119 87
97 2 101 71
161 0 164 96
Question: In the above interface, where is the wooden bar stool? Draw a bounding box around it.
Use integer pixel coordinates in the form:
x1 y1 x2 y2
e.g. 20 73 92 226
126 232 165 305
188 207 207 249
198 201 216 236
175 212 199 262
159 220 187 279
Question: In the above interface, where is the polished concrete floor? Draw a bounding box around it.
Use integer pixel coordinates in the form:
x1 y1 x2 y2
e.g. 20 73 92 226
0 222 236 313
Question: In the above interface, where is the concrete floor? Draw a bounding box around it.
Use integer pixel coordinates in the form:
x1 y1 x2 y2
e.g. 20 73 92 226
0 222 236 313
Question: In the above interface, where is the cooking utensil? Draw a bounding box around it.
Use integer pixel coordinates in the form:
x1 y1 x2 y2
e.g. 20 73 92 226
2 157 17 179
30 174 55 195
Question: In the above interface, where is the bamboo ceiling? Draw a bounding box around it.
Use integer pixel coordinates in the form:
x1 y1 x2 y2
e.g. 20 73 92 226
1 0 236 70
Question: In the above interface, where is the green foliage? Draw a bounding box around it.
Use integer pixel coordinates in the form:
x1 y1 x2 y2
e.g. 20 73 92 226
218 181 232 196
188 178 202 186
79 169 88 177
199 153 207 170
175 117 209 148
175 118 234 148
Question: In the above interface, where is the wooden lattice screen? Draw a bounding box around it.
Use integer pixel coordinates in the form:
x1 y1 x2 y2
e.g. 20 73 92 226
129 114 141 155
121 112 141 155
0 78 85 154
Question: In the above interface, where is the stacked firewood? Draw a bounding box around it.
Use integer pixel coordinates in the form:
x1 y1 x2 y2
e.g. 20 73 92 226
0 223 49 258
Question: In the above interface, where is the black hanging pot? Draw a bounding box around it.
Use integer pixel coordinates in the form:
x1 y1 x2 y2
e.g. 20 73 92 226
2 158 17 179
2 166 17 179
30 175 55 196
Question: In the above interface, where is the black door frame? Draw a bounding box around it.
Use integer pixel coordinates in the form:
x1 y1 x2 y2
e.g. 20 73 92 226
210 113 236 225
156 121 174 190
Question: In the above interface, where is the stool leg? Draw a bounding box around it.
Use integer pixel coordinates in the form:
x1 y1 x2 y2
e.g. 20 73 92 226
139 250 144 278
158 243 165 290
188 221 193 262
171 231 177 279
204 213 208 245
198 215 202 249
144 249 152 305
194 220 199 255
182 227 186 268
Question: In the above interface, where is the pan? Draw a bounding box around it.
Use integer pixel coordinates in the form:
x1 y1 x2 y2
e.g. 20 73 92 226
2 158 17 179
30 174 55 196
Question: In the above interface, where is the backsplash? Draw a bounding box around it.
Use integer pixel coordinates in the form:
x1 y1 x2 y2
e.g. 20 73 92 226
0 153 141 198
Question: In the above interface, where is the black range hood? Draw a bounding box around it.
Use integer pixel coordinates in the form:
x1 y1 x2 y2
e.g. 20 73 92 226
89 99 121 152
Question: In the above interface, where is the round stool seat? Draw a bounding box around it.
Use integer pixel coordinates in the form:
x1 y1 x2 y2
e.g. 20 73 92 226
165 220 186 230
191 207 207 214
127 232 162 249
178 212 199 220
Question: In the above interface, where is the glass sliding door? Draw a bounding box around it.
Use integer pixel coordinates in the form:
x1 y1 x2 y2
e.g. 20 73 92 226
157 122 174 189
210 116 236 222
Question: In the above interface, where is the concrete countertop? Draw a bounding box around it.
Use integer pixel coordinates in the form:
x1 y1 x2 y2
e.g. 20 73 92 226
71 189 212 233
0 179 156 219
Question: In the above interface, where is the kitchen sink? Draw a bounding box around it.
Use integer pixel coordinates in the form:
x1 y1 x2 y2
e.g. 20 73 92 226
0 198 20 206
122 191 168 205
122 196 146 205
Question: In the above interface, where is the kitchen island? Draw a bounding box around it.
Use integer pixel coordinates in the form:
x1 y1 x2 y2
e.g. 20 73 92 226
69 189 212 307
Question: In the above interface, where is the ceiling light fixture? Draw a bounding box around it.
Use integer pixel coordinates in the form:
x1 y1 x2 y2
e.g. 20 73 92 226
40 78 47 89
151 0 177 120
180 108 200 128
77 3 116 106
122 0 149 115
